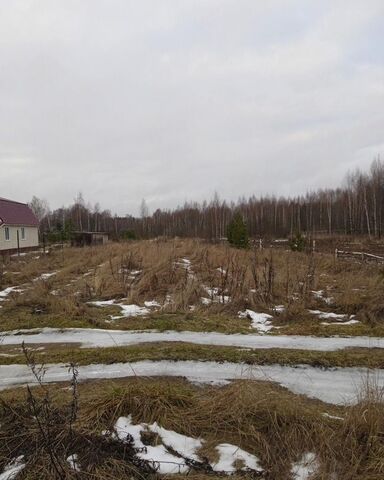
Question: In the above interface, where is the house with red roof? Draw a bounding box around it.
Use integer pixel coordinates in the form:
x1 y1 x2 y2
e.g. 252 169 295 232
0 198 39 253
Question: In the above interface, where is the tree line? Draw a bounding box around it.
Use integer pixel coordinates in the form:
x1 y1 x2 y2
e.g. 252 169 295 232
34 158 384 241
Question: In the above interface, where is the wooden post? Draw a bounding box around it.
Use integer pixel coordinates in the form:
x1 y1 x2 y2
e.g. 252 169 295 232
335 248 338 260
259 238 262 250
17 230 20 257
312 240 316 253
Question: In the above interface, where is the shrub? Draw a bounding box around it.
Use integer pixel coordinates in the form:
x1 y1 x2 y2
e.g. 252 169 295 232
121 230 137 240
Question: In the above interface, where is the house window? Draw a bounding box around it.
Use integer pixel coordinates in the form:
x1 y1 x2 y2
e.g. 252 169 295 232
21 227 25 240
4 227 10 241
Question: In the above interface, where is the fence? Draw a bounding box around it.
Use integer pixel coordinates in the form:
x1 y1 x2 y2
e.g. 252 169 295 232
335 249 384 263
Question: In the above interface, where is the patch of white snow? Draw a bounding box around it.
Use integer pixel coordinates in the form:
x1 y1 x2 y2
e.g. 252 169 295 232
213 443 262 473
238 310 273 332
89 300 150 318
114 415 195 474
0 456 25 480
291 452 318 480
66 454 80 472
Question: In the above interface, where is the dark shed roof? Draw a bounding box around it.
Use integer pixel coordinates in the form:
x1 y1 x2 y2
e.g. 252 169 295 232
0 197 39 227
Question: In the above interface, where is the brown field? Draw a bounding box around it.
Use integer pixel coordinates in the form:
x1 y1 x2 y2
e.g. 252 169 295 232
1 237 384 334
1 238 384 479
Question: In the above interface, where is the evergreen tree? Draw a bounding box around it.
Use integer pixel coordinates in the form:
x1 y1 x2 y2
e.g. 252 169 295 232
290 232 306 252
227 212 249 248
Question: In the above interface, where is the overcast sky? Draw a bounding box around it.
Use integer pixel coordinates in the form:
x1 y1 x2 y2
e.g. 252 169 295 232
1 1 384 215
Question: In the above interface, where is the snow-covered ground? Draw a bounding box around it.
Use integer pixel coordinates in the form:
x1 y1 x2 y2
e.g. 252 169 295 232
2 327 384 351
0 360 382 405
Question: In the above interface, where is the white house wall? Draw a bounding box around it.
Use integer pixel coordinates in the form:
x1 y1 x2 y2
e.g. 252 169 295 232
0 225 39 251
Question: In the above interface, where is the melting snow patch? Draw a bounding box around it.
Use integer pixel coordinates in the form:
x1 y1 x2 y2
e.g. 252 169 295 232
0 287 22 302
312 290 333 305
144 300 161 308
203 287 230 304
113 415 201 474
0 456 25 480
321 319 360 326
273 305 285 314
112 304 150 319
291 452 318 480
201 297 212 305
34 272 57 281
309 310 348 320
89 300 150 318
212 444 263 473
90 300 116 307
309 310 359 325
130 270 142 275
150 422 202 460
0 287 19 298
112 416 262 475
67 454 80 472
238 310 273 332
174 258 192 272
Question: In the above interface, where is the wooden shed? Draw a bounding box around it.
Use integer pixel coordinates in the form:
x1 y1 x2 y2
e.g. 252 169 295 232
71 232 109 247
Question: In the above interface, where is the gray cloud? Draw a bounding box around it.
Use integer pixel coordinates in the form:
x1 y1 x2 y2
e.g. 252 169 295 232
1 0 383 215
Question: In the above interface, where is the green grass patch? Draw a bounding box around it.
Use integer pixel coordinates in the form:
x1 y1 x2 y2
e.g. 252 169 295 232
2 342 384 368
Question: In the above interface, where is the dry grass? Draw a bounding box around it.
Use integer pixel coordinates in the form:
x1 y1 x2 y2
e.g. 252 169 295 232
2 238 384 335
1 239 384 478
0 374 383 479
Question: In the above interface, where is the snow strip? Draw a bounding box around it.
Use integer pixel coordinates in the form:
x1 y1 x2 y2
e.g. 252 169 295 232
321 319 360 326
3 327 384 352
309 310 360 326
309 310 349 320
0 361 383 405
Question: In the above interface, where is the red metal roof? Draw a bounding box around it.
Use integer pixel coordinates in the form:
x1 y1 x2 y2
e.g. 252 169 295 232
0 197 39 227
